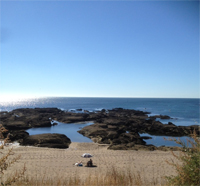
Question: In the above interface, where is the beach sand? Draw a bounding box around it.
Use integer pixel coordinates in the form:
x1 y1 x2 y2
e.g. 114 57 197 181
2 142 180 185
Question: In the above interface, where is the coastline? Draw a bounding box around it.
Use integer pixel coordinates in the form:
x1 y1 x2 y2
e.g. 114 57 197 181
1 107 199 150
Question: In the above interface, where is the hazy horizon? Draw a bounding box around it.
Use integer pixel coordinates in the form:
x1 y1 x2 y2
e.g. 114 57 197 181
0 95 199 103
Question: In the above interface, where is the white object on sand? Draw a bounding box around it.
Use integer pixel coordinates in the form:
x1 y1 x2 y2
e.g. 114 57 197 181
81 153 93 158
0 141 20 148
75 161 83 166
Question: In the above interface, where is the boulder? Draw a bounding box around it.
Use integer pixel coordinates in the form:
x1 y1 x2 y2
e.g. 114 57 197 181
21 133 71 149
9 130 29 143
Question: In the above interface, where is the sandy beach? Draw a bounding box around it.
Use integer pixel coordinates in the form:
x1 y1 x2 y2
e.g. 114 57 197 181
1 142 181 185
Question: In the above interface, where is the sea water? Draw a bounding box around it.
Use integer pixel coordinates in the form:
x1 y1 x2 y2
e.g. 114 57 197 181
0 97 199 146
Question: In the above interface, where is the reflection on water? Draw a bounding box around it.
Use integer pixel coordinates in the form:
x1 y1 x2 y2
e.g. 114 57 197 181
140 133 192 147
26 121 93 142
26 121 194 146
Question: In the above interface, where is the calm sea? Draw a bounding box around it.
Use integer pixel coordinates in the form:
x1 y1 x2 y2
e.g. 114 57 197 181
0 97 199 146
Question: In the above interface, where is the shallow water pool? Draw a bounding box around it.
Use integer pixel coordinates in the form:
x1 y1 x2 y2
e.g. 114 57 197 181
26 121 93 142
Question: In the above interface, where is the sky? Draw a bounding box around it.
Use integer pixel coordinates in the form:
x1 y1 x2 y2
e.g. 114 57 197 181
0 0 199 100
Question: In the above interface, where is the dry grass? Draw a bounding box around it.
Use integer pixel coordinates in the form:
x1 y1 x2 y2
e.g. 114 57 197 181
0 124 26 185
13 167 159 186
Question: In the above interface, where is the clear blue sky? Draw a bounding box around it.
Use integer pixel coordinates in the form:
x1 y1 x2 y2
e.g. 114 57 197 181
0 0 199 99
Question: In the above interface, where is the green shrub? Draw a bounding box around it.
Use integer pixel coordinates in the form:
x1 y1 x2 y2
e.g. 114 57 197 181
166 130 200 186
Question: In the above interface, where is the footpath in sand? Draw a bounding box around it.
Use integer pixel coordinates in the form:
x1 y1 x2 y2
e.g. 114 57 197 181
3 142 179 185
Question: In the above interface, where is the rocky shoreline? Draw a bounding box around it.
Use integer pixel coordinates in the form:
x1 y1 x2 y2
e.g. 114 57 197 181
0 107 199 150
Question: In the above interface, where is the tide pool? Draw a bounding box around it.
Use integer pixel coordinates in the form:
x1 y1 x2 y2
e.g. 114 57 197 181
26 121 93 142
140 133 193 147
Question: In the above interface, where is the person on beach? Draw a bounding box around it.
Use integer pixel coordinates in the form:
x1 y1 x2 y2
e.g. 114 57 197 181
75 161 83 166
87 159 93 167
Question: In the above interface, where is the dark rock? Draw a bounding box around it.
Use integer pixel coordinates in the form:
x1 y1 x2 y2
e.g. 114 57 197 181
34 108 63 114
78 120 146 149
141 136 152 140
157 146 181 151
9 130 29 143
150 115 171 119
108 144 128 150
61 113 90 123
21 133 71 148
101 109 106 113
52 122 58 126
3 121 30 130
1 107 199 150
168 122 176 126
31 120 51 128
78 108 199 150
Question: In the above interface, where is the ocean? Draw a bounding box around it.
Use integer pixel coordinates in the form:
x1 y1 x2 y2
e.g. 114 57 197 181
0 97 199 146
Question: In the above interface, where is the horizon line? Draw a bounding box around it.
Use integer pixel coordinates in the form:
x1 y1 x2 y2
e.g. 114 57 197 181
0 95 199 101
8 96 200 99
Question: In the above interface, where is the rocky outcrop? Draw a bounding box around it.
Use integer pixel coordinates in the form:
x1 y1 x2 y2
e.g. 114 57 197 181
108 144 181 151
78 122 146 148
0 108 60 130
139 120 199 136
22 133 71 148
78 108 199 150
0 107 199 150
